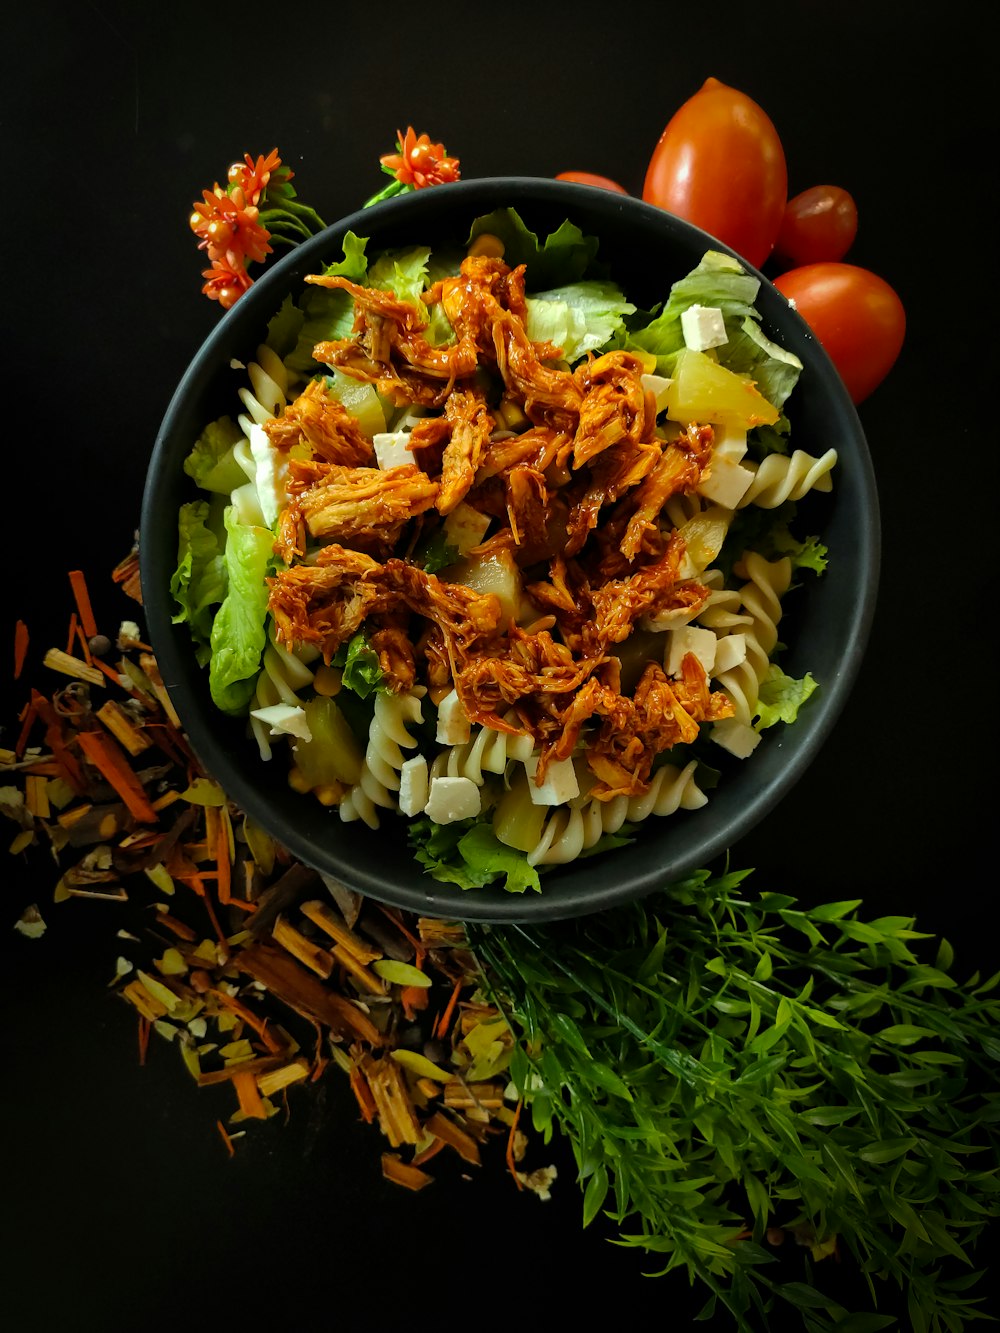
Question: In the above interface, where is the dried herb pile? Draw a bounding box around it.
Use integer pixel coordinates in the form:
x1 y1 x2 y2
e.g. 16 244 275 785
3 550 548 1196
6 552 1000 1332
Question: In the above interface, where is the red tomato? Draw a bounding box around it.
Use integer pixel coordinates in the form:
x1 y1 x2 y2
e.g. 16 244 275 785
556 171 628 194
774 186 859 266
642 77 787 269
773 262 905 404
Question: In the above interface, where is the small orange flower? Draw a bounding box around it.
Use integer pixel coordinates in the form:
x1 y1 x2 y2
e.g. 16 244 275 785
380 127 460 189
200 254 253 310
189 186 272 266
227 149 288 207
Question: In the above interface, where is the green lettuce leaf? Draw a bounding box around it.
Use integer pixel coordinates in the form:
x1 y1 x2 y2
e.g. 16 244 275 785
525 280 636 361
264 293 305 360
207 506 275 715
332 631 386 699
756 666 819 730
467 208 599 289
723 316 802 412
182 416 246 495
170 500 227 665
409 815 542 894
367 245 431 313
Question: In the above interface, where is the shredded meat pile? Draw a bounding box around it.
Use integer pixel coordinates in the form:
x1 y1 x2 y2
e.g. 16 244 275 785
266 251 734 798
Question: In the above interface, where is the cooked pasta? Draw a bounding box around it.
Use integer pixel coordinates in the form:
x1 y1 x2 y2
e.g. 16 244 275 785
340 689 425 829
248 625 317 760
712 552 792 731
237 344 293 436
428 721 535 786
738 447 837 509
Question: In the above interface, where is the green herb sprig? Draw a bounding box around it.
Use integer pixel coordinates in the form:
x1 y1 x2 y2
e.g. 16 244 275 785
470 869 1000 1332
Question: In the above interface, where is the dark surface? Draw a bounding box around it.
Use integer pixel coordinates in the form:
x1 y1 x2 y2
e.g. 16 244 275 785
140 176 877 922
4 3 995 1330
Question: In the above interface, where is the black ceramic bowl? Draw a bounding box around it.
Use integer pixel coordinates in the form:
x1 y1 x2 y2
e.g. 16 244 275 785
141 177 879 923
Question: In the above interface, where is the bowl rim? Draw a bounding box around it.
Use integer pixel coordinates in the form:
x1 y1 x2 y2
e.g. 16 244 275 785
141 176 880 923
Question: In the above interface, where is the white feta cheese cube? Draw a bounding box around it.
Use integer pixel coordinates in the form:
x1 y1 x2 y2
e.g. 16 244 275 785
373 429 414 470
424 775 482 824
398 755 429 817
666 626 717 677
698 456 756 508
524 754 580 806
436 689 472 746
681 304 728 352
249 703 312 741
711 717 762 759
711 421 749 463
640 372 674 415
713 633 747 675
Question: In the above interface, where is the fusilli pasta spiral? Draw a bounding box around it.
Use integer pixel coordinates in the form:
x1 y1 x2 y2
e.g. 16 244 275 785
248 625 317 760
237 345 292 437
737 447 837 509
340 689 425 829
712 551 792 728
428 720 534 786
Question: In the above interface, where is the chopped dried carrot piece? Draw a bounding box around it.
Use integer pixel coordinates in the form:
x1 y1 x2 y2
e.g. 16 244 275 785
208 988 285 1054
92 654 127 688
401 984 430 1021
76 728 159 823
137 1015 152 1066
14 700 38 759
505 1097 524 1188
75 621 94 666
216 1119 236 1158
434 976 464 1041
13 619 29 680
68 570 99 640
377 904 425 953
232 1069 269 1120
65 611 78 656
29 691 87 792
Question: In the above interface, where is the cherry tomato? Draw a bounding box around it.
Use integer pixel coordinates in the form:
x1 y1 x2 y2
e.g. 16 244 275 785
555 171 628 194
642 77 787 269
774 186 859 266
773 262 905 404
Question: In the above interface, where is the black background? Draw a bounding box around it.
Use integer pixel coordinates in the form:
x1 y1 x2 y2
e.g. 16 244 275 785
4 3 995 1330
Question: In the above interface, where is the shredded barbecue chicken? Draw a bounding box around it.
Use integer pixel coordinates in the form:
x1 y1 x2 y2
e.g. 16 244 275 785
267 249 734 796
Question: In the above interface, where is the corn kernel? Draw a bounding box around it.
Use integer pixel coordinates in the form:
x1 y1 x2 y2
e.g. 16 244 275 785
467 232 505 259
314 783 345 807
312 664 342 696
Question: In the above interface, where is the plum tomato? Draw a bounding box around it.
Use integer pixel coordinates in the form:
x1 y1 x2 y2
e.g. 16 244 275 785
774 186 859 266
642 77 787 270
773 262 905 404
555 171 628 194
